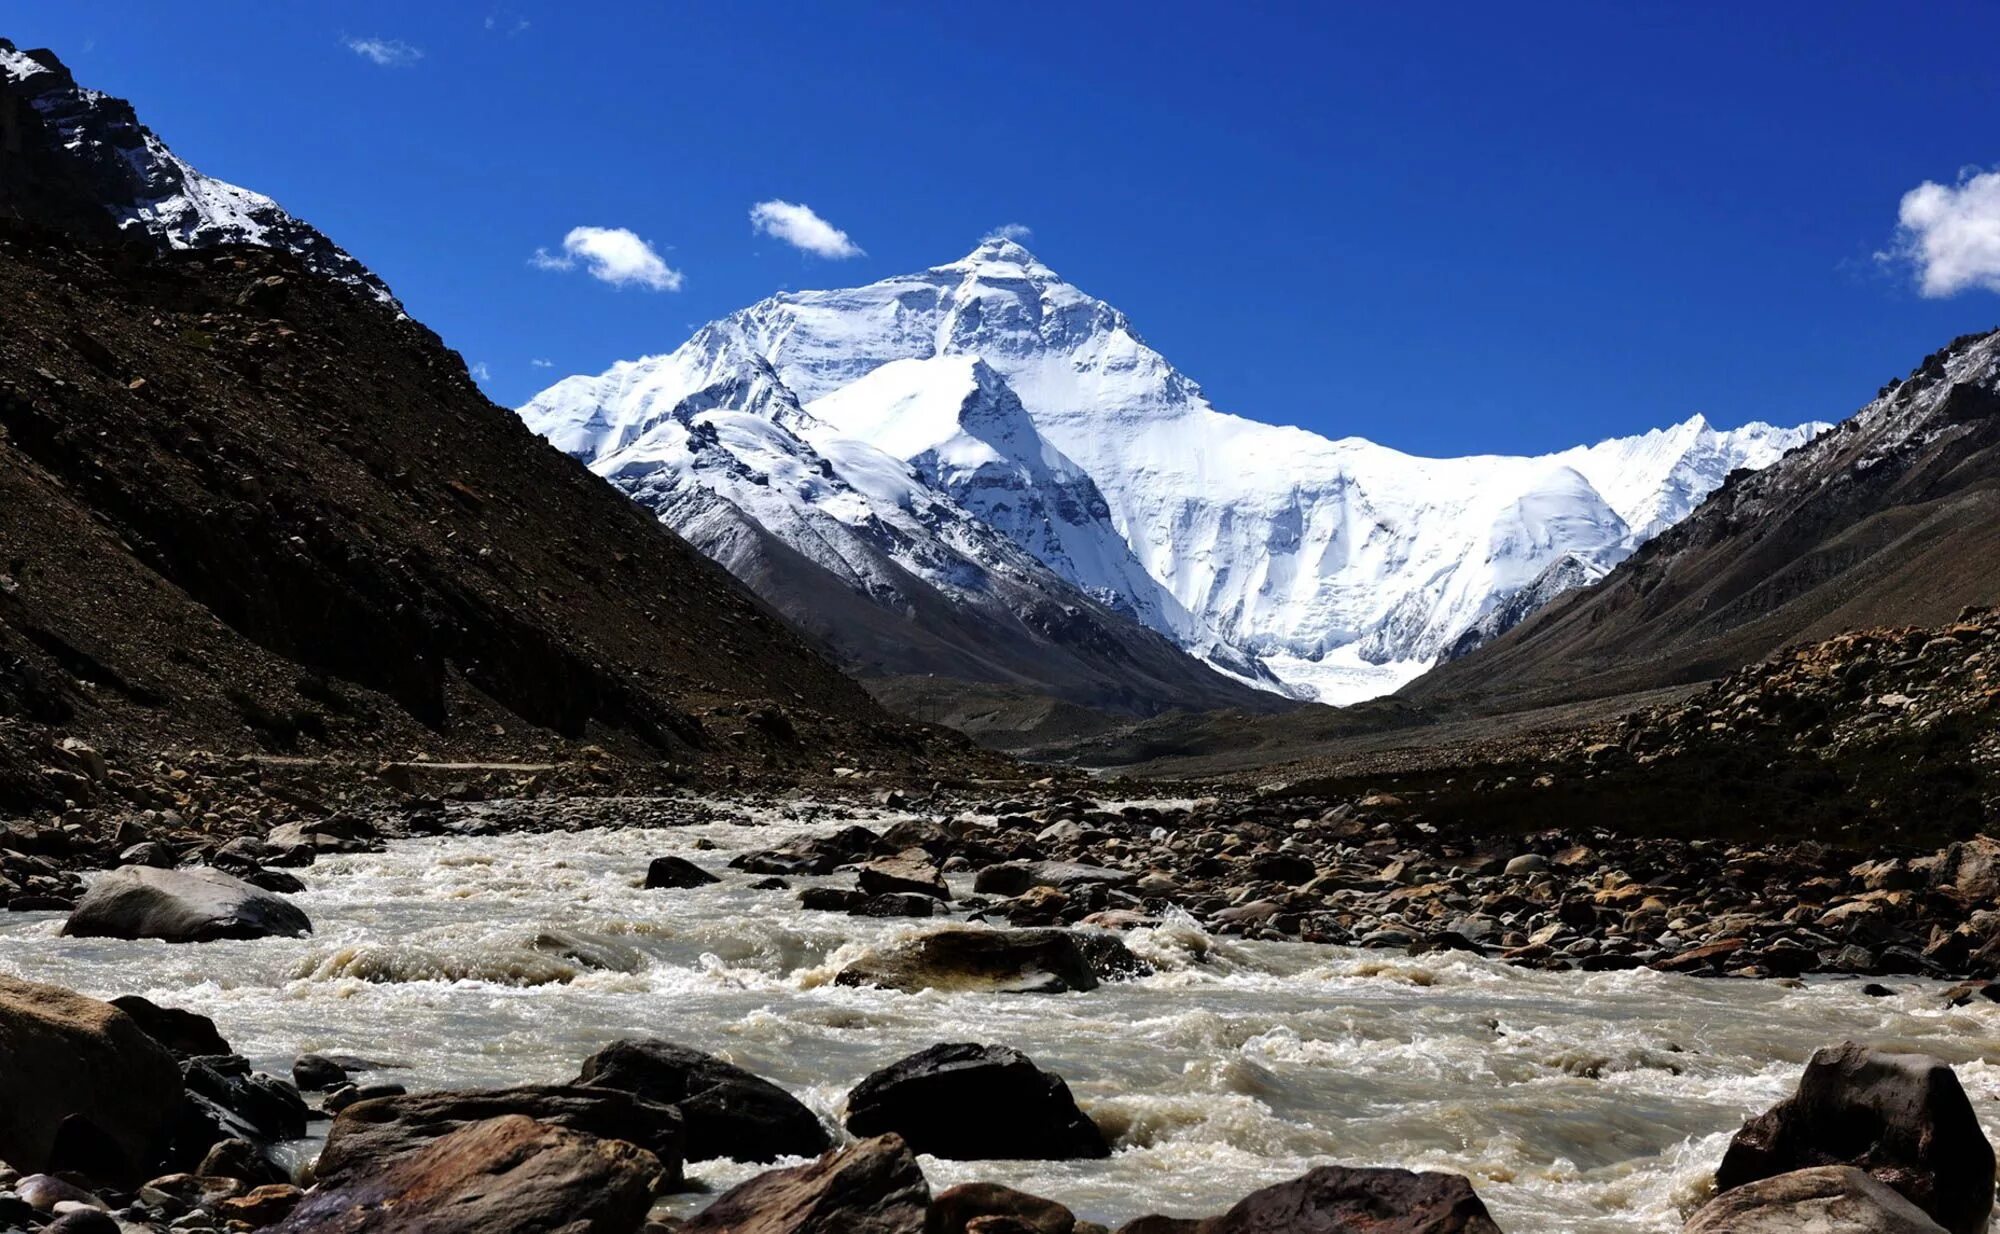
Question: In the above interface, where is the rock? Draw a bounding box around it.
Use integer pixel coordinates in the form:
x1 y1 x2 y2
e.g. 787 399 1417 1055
216 1182 304 1226
858 892 939 918
859 851 951 901
835 928 1139 995
107 995 232 1058
0 976 182 1182
63 866 312 942
645 856 721 890
1504 853 1550 876
1113 1165 1501 1233
18 1174 108 1211
844 1043 1106 1161
175 1055 309 1165
293 1053 348 1091
314 1084 685 1189
800 887 868 913
1684 1165 1949 1233
1715 1042 1993 1234
679 1133 931 1234
935 1182 1076 1234
41 1211 119 1234
973 862 1135 897
1930 835 2000 902
273 1114 658 1234
574 1038 830 1163
198 1136 289 1186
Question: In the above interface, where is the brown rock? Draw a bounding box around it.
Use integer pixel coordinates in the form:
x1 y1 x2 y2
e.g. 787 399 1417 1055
1684 1165 1948 1232
680 1133 931 1234
1113 1165 1500 1233
935 1181 1075 1234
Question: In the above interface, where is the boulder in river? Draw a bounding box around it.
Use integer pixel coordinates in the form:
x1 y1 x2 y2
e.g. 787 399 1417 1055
859 850 951 901
273 1114 659 1234
314 1083 685 1189
834 927 1143 995
1113 1164 1501 1233
935 1181 1077 1234
0 975 183 1183
107 995 232 1059
1684 1165 1949 1233
1714 1042 1993 1234
574 1038 830 1163
679 1133 931 1234
645 855 721 890
62 866 312 943
844 1043 1107 1161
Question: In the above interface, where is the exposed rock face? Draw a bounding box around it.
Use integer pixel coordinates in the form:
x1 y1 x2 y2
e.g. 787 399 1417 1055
0 976 183 1183
272 1114 659 1234
1684 1166 1950 1233
844 1043 1107 1161
574 1038 830 1163
106 995 231 1058
835 928 1139 995
63 866 311 942
314 1084 685 1189
1715 1043 1994 1234
679 1133 932 1234
1112 1165 1502 1234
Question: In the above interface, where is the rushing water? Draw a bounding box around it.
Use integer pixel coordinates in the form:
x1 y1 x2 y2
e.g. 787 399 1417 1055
3 798 1998 1232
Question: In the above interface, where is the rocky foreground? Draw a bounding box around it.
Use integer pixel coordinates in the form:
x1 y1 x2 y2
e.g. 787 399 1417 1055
0 964 1993 1234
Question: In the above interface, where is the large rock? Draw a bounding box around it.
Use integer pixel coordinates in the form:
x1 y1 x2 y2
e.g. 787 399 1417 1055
844 1043 1106 1161
645 856 721 890
679 1133 931 1234
1715 1043 1993 1234
1685 1166 1950 1233
63 866 312 942
0 976 183 1183
314 1084 684 1189
858 851 951 901
272 1114 658 1234
835 928 1140 995
1113 1165 1501 1233
1930 835 2000 903
168 1055 309 1174
107 995 231 1058
935 1182 1076 1234
574 1038 829 1163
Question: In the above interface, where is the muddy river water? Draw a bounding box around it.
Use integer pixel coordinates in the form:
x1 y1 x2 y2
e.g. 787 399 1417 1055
3 799 1996 1232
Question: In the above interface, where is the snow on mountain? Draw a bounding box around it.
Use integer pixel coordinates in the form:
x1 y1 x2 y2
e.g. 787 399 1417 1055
525 238 1827 704
0 39 396 306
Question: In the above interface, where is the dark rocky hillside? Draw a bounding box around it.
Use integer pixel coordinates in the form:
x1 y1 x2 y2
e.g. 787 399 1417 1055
0 227 956 809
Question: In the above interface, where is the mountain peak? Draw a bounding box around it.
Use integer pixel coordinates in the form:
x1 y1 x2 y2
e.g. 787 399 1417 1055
935 236 1060 281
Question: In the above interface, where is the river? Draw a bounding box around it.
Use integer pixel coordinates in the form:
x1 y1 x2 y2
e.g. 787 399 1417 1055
2 798 1995 1232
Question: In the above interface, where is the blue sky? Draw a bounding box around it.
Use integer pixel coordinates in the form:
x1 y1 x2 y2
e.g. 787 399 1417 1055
10 2 2000 455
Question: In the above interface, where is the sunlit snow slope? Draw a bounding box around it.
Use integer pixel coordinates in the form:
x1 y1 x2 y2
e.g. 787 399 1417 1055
524 239 1825 703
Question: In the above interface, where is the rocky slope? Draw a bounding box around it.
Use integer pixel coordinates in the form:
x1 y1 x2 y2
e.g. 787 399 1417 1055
0 43 958 810
1410 328 2000 711
526 238 1824 704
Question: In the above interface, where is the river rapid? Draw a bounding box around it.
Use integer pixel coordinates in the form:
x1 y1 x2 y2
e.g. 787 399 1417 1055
3 797 1997 1232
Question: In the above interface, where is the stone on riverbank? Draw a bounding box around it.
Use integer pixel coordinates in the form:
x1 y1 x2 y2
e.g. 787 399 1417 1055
844 1043 1106 1161
1684 1166 1949 1232
1714 1043 1993 1234
1112 1164 1502 1233
273 1114 658 1234
314 1084 684 1189
0 976 182 1183
679 1133 931 1234
63 866 311 943
834 927 1142 995
574 1038 829 1163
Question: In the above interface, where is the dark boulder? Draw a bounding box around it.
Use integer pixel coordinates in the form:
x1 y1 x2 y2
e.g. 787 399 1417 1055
574 1038 829 1163
0 976 182 1183
1685 1165 1949 1232
679 1133 931 1234
844 1043 1106 1161
835 928 1143 995
645 855 721 890
314 1083 685 1189
63 866 311 942
935 1181 1076 1234
107 995 231 1059
293 1053 348 1091
1112 1165 1501 1233
1715 1043 1993 1234
273 1114 659 1234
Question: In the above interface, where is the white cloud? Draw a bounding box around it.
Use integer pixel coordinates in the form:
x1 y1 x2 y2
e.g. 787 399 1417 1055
344 36 423 67
530 357 553 368
984 223 1033 243
1882 167 2000 297
531 226 683 291
471 361 492 382
749 200 864 259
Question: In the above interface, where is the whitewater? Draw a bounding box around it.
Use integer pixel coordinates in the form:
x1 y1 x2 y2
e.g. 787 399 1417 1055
4 800 1995 1232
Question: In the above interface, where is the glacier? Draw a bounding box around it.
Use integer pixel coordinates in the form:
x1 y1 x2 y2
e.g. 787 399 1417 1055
522 237 1827 703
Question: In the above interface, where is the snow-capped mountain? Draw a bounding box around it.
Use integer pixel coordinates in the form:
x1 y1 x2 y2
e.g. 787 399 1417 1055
0 39 395 305
526 238 1825 704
